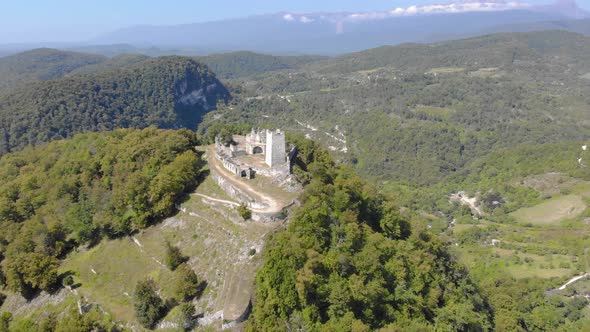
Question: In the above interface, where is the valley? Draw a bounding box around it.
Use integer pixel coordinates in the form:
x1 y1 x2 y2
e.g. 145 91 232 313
0 18 590 331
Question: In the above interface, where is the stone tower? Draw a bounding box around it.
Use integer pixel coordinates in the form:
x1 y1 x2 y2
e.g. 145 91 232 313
265 129 286 168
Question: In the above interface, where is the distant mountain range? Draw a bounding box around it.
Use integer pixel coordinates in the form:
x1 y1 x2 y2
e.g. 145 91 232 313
0 1 588 57
90 0 590 55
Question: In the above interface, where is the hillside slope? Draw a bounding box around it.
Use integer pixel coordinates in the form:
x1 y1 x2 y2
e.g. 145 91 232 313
0 48 106 92
0 56 230 155
196 51 327 79
202 30 590 186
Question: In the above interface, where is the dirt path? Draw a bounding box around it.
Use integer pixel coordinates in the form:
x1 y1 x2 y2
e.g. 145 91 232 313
558 273 590 290
451 192 484 216
193 193 240 207
207 146 284 214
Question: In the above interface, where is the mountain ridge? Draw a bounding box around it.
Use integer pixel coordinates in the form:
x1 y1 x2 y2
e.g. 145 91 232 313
0 56 230 155
91 1 589 55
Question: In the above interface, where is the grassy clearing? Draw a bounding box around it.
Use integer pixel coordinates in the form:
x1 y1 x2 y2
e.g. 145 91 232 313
452 222 489 233
455 245 576 279
426 67 465 74
412 105 455 120
355 68 384 75
468 67 500 78
520 173 583 196
571 181 590 197
58 172 284 329
511 194 586 225
60 236 173 323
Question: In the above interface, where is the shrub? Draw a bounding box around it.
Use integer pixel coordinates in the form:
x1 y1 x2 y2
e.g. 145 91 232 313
179 303 196 331
165 241 186 271
62 275 74 288
134 278 166 329
175 264 200 302
237 204 252 220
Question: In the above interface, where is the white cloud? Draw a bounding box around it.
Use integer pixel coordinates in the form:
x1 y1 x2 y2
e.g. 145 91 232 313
282 1 533 24
300 16 314 23
344 1 530 22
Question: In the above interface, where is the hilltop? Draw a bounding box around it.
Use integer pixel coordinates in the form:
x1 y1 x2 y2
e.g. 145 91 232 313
0 48 106 92
0 56 229 155
0 28 589 330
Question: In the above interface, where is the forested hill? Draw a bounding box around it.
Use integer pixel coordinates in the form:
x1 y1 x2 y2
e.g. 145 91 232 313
0 128 203 300
0 56 230 155
307 30 590 74
0 48 107 92
67 54 150 76
203 30 590 186
248 136 494 331
195 51 327 79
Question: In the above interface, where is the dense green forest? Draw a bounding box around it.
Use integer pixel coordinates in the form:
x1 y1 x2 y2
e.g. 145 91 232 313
0 29 589 330
201 30 590 191
0 48 106 93
0 128 203 299
195 51 326 79
243 135 590 331
305 31 590 74
195 31 590 331
67 54 150 76
0 56 229 155
248 136 495 331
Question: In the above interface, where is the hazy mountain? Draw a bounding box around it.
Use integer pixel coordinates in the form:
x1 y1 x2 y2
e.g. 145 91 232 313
94 1 590 55
486 17 590 35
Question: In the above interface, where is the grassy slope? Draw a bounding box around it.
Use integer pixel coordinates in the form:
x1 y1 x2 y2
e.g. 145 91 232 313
452 180 590 281
512 195 586 225
56 170 281 329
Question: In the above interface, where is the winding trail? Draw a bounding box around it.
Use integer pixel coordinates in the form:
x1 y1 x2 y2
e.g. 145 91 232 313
558 273 590 291
193 193 240 207
451 192 484 216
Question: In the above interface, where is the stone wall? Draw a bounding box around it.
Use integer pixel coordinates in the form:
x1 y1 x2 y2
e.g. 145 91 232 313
210 168 291 222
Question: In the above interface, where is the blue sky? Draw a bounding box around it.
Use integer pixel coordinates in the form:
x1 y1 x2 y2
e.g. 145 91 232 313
0 0 585 43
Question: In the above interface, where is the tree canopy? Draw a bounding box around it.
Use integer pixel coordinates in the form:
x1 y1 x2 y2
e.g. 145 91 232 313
0 128 204 296
0 56 229 155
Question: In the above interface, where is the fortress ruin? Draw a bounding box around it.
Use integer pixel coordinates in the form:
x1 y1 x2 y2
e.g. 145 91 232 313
215 128 295 180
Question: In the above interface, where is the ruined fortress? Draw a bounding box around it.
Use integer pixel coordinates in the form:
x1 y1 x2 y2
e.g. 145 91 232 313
215 128 295 180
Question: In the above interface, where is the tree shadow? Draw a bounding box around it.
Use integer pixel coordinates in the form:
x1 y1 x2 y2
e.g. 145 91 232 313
196 280 208 299
55 270 82 292
177 169 210 206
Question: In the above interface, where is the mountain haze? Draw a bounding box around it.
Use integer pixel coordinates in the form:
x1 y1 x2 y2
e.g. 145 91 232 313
94 1 590 55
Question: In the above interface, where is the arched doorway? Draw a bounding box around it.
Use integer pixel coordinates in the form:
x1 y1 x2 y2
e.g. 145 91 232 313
252 146 263 154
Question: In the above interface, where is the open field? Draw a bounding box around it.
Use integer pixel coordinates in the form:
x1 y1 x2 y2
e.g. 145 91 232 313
426 67 465 74
411 105 456 120
454 245 577 280
511 194 586 225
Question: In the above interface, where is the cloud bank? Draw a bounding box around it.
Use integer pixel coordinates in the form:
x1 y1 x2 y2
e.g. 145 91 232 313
282 0 532 24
